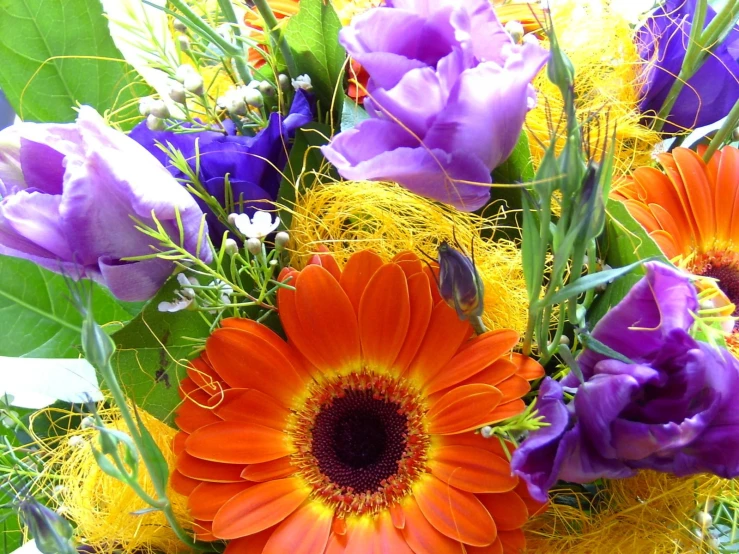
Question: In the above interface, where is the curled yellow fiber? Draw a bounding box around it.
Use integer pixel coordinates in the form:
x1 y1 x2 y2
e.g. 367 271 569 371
41 406 190 554
526 1 662 176
525 472 731 553
287 179 529 335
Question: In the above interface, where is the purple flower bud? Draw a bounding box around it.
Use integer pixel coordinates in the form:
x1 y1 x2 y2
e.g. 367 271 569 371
19 499 75 554
437 241 484 320
0 106 212 301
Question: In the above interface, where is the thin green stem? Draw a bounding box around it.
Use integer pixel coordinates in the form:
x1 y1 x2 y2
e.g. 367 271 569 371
703 97 739 162
157 0 239 56
216 0 253 83
252 0 298 77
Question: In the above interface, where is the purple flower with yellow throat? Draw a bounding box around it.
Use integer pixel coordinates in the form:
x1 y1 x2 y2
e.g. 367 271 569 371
512 262 739 502
321 0 549 211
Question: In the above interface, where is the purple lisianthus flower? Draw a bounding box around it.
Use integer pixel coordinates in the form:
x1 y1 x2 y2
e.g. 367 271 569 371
512 262 739 501
321 0 549 211
638 0 739 133
129 91 312 243
0 106 211 302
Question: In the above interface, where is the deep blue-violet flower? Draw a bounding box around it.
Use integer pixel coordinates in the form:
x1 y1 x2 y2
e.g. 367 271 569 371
437 241 484 320
0 107 211 302
130 90 312 243
512 262 739 502
321 0 549 211
638 0 739 133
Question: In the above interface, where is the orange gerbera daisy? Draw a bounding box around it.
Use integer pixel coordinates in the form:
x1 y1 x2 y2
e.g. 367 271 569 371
171 250 545 553
613 145 739 341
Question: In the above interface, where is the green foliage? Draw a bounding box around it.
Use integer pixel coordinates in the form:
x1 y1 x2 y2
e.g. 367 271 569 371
111 277 212 425
277 122 333 230
587 199 668 326
0 514 22 554
284 0 345 127
0 255 135 358
341 95 369 131
0 0 150 126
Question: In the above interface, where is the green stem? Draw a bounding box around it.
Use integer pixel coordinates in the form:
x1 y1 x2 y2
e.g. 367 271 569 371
252 0 298 77
703 97 739 162
160 0 240 57
216 0 253 83
699 0 739 55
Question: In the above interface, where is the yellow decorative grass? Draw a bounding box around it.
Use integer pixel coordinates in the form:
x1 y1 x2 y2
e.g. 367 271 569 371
287 179 530 335
526 472 729 553
525 1 663 177
39 406 191 554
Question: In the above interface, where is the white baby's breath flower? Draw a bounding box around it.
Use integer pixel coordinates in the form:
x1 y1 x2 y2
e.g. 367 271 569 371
291 74 313 92
158 273 198 313
231 211 281 240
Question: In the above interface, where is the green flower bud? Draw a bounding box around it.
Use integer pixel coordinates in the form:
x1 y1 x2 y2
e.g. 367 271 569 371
20 500 76 554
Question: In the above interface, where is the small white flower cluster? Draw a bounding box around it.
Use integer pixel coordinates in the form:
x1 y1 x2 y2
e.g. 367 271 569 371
139 64 207 131
175 64 204 96
158 273 233 313
139 96 170 131
291 74 313 92
217 81 265 116
229 210 283 255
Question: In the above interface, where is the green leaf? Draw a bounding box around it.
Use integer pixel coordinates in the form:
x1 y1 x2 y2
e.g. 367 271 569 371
134 407 170 492
340 95 369 131
0 511 22 554
111 277 212 425
0 0 150 126
0 255 135 358
587 199 669 325
284 0 345 127
492 132 535 184
277 122 333 231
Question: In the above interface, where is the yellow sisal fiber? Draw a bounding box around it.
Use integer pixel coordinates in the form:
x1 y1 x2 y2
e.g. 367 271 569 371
525 472 730 553
287 179 530 336
525 1 663 177
40 406 191 554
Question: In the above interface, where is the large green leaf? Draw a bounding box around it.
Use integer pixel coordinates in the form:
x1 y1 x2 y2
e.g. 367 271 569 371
0 255 135 358
284 0 345 128
0 0 149 126
587 199 668 325
0 511 22 554
111 277 212 425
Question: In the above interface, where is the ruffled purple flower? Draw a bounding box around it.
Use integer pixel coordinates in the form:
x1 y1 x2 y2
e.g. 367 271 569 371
321 0 549 211
0 107 211 302
638 0 739 133
129 91 312 243
513 262 739 501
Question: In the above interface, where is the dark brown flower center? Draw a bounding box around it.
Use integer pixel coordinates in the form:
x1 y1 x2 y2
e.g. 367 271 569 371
312 389 408 492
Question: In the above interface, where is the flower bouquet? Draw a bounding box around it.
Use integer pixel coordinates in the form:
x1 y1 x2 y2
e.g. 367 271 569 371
1 0 738 552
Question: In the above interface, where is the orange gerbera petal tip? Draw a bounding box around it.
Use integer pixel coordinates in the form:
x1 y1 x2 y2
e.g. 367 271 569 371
172 250 546 553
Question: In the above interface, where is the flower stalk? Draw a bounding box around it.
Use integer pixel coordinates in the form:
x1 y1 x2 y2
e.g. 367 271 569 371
252 0 298 77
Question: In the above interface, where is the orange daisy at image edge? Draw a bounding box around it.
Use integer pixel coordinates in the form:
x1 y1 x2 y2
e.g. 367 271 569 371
169 250 546 554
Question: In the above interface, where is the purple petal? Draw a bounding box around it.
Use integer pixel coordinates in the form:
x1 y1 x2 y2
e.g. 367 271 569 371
98 256 176 302
1 191 73 260
19 138 65 195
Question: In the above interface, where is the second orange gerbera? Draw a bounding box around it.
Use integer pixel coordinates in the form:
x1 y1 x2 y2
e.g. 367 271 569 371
171 250 545 553
614 145 739 340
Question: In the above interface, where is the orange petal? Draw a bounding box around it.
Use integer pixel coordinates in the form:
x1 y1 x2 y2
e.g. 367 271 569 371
359 263 410 370
223 528 275 553
170 469 199 495
413 475 497 546
478 492 529 532
181 373 217 405
241 457 296 482
206 327 306 407
186 421 293 464
428 445 518 493
177 452 245 482
510 353 545 381
428 384 503 435
213 388 290 429
194 519 218 541
406 301 472 387
392 251 425 277
325 532 349 554
295 265 361 371
621 199 661 233
175 398 221 433
340 250 384 314
497 529 526 553
390 503 405 529
485 399 526 424
658 152 700 240
716 146 739 243
425 330 518 395
673 148 715 245
423 265 442 305
212 477 310 539
494 375 531 402
263 502 333 554
515 481 548 517
454 359 518 390
437 433 511 459
188 481 252 521
632 167 691 239
173 432 187 456
308 247 342 281
394 272 434 372
401 496 464 554
377 510 415 554
467 538 504 554
187 357 223 396
648 203 689 255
